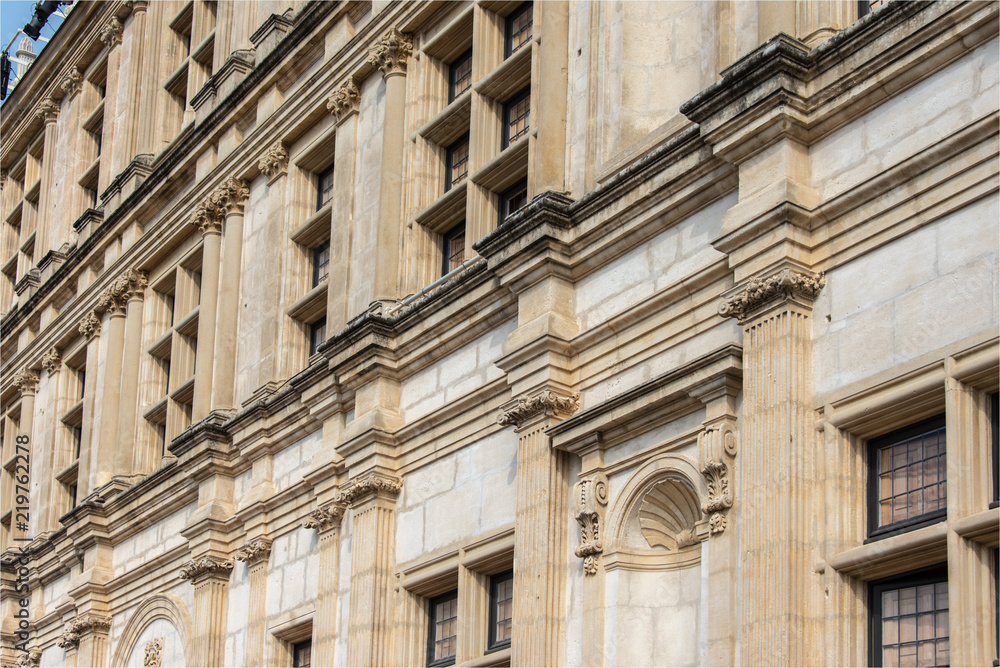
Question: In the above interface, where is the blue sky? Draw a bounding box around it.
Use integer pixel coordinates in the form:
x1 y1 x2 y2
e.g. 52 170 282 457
2 0 66 80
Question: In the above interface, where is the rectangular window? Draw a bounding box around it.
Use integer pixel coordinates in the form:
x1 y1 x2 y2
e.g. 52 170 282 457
499 179 529 225
870 566 949 668
992 392 998 506
312 240 330 287
449 49 473 102
427 590 458 667
503 88 530 149
442 222 466 277
317 164 335 211
293 640 311 668
445 135 469 192
68 484 77 509
868 415 947 539
309 317 327 357
488 570 513 653
504 3 533 58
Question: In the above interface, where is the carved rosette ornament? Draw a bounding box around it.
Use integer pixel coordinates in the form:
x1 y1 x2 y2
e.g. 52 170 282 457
302 503 346 531
143 638 163 668
258 142 288 182
334 472 402 507
327 79 361 123
79 311 102 339
367 28 412 78
234 537 272 566
41 347 61 374
61 67 82 98
701 460 733 535
35 98 59 124
12 368 39 395
497 390 580 428
178 556 234 582
719 268 825 323
99 17 123 48
574 473 609 575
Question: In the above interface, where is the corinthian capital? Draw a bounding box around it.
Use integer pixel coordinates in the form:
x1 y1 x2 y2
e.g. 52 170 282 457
100 17 123 48
41 347 61 374
498 390 580 428
258 142 288 182
334 473 402 507
233 537 272 566
179 556 234 582
327 79 360 123
61 67 83 98
35 98 59 124
79 311 102 340
210 177 250 215
189 201 222 235
719 268 825 323
368 28 412 78
12 368 39 395
302 503 346 532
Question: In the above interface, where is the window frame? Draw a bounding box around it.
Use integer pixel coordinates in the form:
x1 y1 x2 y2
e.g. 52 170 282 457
991 392 998 507
445 134 470 193
504 2 533 59
427 589 459 667
486 569 514 654
498 178 529 226
502 88 530 149
868 564 949 668
448 48 473 103
316 163 335 211
292 639 311 668
308 317 327 358
866 414 947 542
441 222 466 277
312 240 330 288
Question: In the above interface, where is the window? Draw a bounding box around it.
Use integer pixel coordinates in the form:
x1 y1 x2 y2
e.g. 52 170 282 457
445 135 469 192
992 393 998 506
487 570 513 653
504 3 533 58
868 416 946 539
499 179 529 225
317 164 335 211
449 49 473 102
309 317 327 357
502 88 530 149
870 566 949 667
427 590 458 666
312 240 330 287
442 223 466 276
292 640 311 668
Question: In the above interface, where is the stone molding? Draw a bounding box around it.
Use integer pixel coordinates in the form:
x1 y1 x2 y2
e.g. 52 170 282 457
367 28 412 78
79 311 102 339
257 142 288 182
718 268 825 323
334 472 402 507
498 390 580 428
143 638 163 667
302 503 346 531
327 79 361 123
573 473 608 575
234 536 272 566
701 460 733 535
178 556 234 582
12 368 38 395
41 347 61 374
61 67 82 98
99 17 123 48
35 98 59 124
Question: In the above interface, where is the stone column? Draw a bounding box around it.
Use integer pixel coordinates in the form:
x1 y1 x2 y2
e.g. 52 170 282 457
303 504 346 667
339 473 401 667
719 267 825 666
94 283 128 488
64 613 112 668
11 370 38 543
77 313 101 499
39 349 62 532
115 270 147 474
210 177 250 411
190 202 223 422
120 1 148 163
97 18 123 192
255 142 289 383
33 99 58 261
367 29 411 302
179 557 234 668
498 390 578 667
234 537 272 668
326 80 360 333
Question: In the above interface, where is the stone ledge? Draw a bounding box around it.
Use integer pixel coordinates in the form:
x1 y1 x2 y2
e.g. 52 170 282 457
827 521 947 580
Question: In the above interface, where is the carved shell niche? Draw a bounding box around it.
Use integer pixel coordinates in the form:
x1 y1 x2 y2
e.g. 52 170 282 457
638 478 701 551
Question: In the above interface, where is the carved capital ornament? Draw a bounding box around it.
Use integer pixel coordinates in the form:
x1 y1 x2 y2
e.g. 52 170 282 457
99 17 123 47
179 556 234 581
498 390 580 427
79 311 102 339
12 368 38 395
258 142 288 181
334 473 402 507
302 503 346 531
327 79 361 122
719 268 825 323
41 347 61 374
367 28 412 78
61 67 82 98
234 537 272 566
35 98 59 124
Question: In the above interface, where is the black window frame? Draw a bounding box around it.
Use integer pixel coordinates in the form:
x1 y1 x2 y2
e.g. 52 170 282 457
426 589 459 667
991 392 998 507
867 414 947 542
868 564 949 668
309 317 327 357
498 179 528 226
316 163 335 211
502 88 530 149
445 134 470 193
292 639 312 668
441 222 466 277
504 2 533 59
487 569 513 654
448 48 473 102
312 240 331 288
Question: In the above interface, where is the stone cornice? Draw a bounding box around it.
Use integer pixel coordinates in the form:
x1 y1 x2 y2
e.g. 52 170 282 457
178 556 234 582
367 28 412 78
498 390 580 428
233 537 272 565
41 347 61 374
473 191 575 262
327 79 361 123
257 142 288 182
302 503 346 531
11 368 38 395
718 268 825 323
334 472 401 507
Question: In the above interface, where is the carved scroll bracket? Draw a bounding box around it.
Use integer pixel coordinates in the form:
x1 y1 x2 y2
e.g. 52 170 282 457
574 472 609 575
701 460 733 535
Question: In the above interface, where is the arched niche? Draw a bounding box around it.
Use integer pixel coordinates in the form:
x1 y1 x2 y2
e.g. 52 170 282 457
111 594 192 668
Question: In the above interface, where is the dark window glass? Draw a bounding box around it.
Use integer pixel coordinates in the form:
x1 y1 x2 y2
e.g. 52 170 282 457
94 131 102 157
868 416 947 539
992 393 998 505
72 426 82 460
499 179 529 224
309 317 327 357
446 135 469 192
293 640 311 668
427 590 458 666
503 89 530 149
317 164 335 211
68 484 77 509
442 222 466 276
313 240 330 287
870 566 948 668
449 49 473 102
505 3 533 58
488 570 513 652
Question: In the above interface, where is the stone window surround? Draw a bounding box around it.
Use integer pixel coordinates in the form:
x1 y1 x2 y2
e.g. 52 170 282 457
867 563 950 668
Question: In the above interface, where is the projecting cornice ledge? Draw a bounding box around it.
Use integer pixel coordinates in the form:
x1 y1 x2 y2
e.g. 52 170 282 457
473 191 575 263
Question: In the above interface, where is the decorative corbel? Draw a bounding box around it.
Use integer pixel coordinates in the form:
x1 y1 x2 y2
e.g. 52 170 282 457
41 347 61 374
574 473 609 575
99 17 123 48
61 67 82 98
79 311 102 340
701 460 733 535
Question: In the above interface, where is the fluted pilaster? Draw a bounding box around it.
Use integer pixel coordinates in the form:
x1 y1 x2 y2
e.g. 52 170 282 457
180 558 233 667
303 504 346 666
234 537 272 667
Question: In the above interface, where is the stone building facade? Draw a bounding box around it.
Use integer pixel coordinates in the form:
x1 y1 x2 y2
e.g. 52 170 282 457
0 0 997 666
